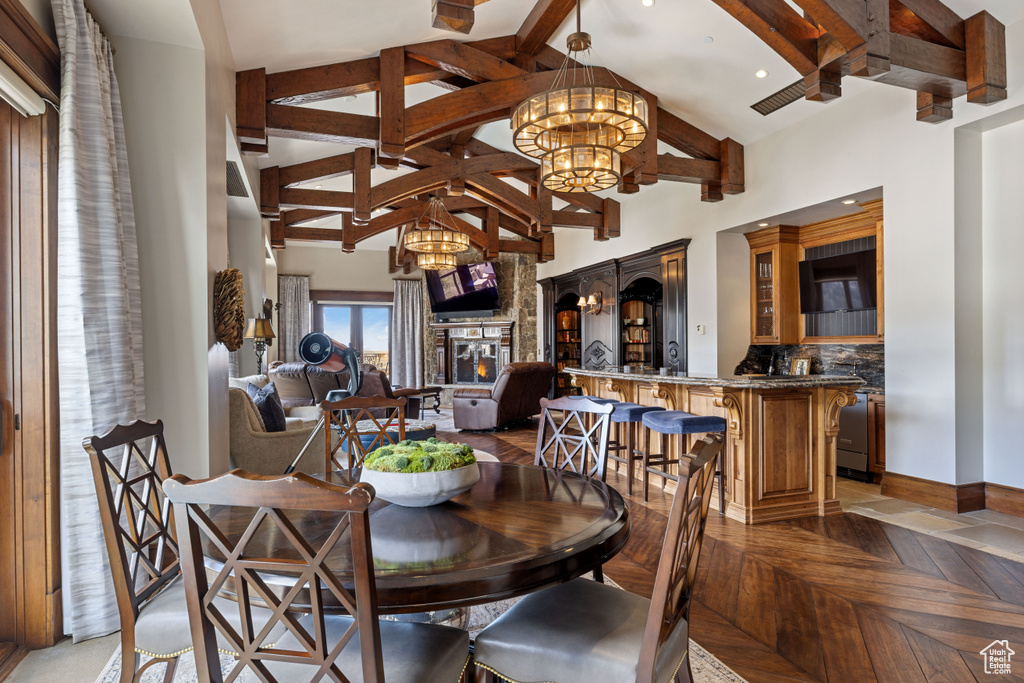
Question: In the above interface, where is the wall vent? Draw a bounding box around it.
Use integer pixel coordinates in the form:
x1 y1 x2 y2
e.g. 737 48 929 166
751 80 806 116
226 160 249 198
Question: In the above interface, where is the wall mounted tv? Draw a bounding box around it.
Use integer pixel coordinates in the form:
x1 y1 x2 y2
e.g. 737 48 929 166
425 262 501 319
798 249 877 314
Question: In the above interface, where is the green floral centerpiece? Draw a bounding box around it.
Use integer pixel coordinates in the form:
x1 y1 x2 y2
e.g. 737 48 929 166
363 438 476 473
359 438 481 507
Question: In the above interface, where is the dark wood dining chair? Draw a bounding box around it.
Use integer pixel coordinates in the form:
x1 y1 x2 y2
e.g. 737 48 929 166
163 470 470 683
534 395 615 481
321 395 406 471
84 419 183 683
474 426 725 683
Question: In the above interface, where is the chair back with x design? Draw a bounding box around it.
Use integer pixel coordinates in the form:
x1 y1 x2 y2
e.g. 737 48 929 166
164 470 384 683
636 433 724 683
322 395 406 471
84 420 180 639
534 396 615 481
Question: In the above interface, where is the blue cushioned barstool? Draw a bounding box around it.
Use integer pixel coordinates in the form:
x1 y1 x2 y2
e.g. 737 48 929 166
641 410 728 511
605 402 665 495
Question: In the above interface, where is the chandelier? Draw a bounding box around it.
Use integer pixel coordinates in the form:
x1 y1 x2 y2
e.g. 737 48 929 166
511 1 648 193
403 197 471 255
415 252 458 270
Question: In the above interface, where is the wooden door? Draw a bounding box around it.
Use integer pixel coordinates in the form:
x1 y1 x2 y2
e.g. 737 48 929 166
660 247 688 372
579 268 617 370
0 101 62 653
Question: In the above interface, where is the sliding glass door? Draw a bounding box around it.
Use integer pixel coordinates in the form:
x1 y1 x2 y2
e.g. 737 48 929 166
315 304 392 373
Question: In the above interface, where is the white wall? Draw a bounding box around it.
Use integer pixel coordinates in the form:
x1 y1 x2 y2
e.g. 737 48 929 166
114 36 211 478
538 18 1024 487
982 118 1024 489
277 245 397 292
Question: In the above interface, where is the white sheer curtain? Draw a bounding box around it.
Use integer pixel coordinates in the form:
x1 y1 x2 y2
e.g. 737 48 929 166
391 279 424 387
52 0 145 641
278 275 310 362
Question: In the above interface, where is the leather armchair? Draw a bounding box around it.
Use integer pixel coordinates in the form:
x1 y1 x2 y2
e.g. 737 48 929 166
453 362 556 431
357 367 434 418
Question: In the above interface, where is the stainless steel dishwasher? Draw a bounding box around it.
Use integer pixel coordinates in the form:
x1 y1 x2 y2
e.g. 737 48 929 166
836 392 870 482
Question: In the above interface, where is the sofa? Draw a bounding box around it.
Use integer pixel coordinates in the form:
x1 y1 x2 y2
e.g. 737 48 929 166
227 388 326 475
267 362 355 408
453 362 557 431
228 373 320 430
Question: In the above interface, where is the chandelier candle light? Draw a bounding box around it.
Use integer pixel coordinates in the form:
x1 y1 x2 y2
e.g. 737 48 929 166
511 0 648 192
403 197 471 270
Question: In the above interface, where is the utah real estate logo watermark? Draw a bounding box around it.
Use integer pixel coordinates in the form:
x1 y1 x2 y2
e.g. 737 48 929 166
981 640 1015 675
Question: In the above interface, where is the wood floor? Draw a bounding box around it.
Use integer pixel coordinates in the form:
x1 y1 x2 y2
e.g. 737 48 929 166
440 420 1024 683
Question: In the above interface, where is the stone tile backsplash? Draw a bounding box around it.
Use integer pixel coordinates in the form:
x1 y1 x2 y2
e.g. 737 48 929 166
734 343 885 389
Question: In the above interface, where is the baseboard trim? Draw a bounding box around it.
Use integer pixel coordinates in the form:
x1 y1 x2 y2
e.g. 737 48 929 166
0 644 28 682
880 472 986 513
985 481 1024 518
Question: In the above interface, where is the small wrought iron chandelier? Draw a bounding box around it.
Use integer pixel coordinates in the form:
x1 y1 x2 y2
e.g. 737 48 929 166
511 0 649 193
403 197 471 257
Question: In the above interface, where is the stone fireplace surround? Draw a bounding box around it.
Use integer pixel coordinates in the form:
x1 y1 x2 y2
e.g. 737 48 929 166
430 321 513 386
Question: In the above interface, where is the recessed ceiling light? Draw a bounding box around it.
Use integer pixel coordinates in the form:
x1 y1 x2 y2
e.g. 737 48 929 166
704 36 714 44
841 199 856 205
315 184 323 189
755 69 769 79
341 95 358 102
758 222 770 227
641 0 654 6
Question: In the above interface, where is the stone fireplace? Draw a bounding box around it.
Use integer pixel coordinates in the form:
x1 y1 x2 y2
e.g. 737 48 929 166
430 321 513 386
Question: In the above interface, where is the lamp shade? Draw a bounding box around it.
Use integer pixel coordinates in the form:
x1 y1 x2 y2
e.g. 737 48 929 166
243 317 276 340
577 296 587 308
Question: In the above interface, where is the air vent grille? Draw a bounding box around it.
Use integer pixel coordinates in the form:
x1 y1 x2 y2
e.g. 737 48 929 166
226 160 249 198
751 80 806 116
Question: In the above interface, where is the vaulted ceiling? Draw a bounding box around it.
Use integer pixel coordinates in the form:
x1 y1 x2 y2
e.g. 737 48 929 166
214 0 1019 259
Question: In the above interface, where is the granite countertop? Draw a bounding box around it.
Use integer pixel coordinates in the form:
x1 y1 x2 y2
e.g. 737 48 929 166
565 367 866 390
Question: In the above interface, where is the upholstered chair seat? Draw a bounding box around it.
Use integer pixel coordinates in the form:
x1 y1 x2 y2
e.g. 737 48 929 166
267 615 469 682
474 578 688 683
133 577 286 658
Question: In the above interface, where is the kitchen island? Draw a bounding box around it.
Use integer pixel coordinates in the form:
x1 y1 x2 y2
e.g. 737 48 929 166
567 368 865 524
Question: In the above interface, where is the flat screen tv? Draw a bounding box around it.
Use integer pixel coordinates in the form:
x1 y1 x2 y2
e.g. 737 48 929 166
798 249 877 314
425 262 501 319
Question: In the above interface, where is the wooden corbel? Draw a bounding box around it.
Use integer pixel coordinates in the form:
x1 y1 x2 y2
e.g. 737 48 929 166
712 392 743 440
825 390 858 443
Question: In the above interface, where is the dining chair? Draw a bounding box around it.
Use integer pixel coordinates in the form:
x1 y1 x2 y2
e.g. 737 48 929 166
474 423 725 683
534 395 615 481
322 395 406 471
84 420 187 683
163 469 471 683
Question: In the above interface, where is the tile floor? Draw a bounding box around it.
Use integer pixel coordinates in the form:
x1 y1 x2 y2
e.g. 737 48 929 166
837 477 1024 564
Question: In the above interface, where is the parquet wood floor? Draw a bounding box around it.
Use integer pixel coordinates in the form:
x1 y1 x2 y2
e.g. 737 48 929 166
441 420 1024 683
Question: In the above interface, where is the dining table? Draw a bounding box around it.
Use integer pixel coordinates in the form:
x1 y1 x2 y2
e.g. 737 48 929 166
202 461 631 615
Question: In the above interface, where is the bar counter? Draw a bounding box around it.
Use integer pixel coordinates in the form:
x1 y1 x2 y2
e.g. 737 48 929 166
566 367 865 524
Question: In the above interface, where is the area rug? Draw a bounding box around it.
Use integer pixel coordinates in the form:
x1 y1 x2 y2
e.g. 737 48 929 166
95 578 746 682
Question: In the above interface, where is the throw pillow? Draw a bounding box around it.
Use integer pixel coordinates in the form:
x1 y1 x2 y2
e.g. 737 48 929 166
247 382 287 433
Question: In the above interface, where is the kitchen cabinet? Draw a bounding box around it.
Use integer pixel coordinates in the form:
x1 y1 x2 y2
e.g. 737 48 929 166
745 226 801 345
868 393 886 482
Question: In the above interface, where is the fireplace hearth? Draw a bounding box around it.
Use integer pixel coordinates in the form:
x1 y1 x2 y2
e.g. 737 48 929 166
430 321 513 385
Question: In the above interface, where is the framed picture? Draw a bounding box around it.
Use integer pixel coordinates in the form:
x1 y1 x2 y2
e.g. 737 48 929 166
791 358 810 376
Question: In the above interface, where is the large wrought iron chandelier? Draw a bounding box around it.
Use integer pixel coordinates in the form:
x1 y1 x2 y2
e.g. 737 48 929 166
403 197 470 270
511 1 649 193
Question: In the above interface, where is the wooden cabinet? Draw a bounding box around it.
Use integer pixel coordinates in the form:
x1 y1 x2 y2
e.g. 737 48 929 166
868 393 886 482
660 245 689 372
553 306 582 397
745 226 801 345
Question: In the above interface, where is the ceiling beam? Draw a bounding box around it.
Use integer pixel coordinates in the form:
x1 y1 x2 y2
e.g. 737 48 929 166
706 0 820 75
266 104 379 146
406 39 527 83
789 0 869 51
516 0 576 56
278 151 368 187
433 0 476 34
894 0 965 49
965 11 1007 104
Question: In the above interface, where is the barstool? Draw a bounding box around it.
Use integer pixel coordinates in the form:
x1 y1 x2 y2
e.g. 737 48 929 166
640 411 728 512
604 402 665 495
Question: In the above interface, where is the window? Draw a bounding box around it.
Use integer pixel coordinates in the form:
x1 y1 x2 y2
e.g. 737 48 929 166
314 303 392 373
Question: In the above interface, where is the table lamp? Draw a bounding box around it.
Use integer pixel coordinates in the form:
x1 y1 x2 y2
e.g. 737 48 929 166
243 316 275 374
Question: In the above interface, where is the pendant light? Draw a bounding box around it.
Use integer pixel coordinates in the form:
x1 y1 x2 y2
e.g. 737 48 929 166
511 0 649 192
403 197 471 255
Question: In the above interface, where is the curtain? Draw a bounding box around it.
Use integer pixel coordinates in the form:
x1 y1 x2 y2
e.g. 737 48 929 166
52 0 145 641
391 279 424 388
278 275 310 362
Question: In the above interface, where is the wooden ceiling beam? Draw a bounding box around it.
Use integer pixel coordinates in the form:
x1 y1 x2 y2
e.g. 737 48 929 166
516 0 576 56
656 155 721 184
266 104 379 146
369 153 539 208
965 11 1006 104
869 32 966 98
378 47 406 159
282 226 344 243
916 91 953 122
406 39 526 83
283 209 338 227
894 0 965 49
270 219 284 249
237 68 267 144
498 239 542 255
551 210 602 228
260 166 279 217
433 0 476 34
706 0 820 75
464 35 518 61
484 206 500 259
466 173 540 225
278 152 365 188
279 188 354 211
789 0 869 51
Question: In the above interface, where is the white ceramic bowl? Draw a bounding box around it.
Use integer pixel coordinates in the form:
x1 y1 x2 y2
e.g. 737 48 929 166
359 462 480 507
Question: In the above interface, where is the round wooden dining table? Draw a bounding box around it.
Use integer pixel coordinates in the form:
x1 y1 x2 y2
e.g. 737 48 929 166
203 462 630 614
